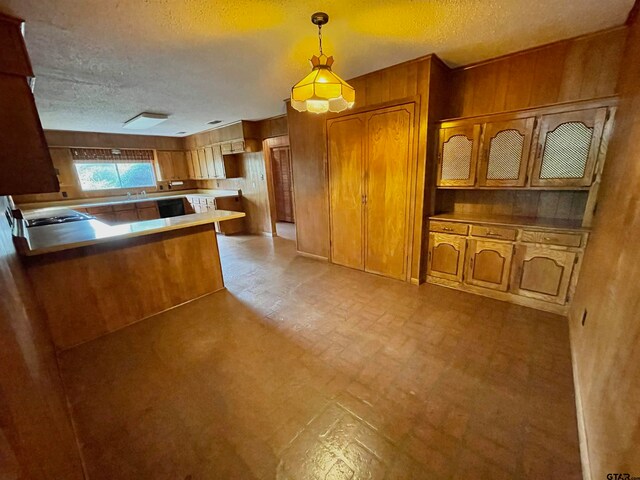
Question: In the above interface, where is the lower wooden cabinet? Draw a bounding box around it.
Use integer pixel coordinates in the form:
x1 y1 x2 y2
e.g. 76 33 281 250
465 239 513 291
427 233 466 282
136 205 159 221
426 218 587 313
510 246 577 304
115 209 139 223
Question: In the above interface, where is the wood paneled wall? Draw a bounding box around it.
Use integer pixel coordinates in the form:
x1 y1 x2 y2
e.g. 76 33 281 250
436 190 588 221
288 55 443 280
196 152 272 235
569 11 640 479
446 27 628 119
257 115 288 140
0 196 85 478
45 129 184 150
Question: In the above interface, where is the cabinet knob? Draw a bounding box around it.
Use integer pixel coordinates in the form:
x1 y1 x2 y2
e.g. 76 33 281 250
442 227 453 232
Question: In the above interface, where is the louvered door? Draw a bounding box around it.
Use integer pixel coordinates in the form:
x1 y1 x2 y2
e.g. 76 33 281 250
437 124 481 187
531 108 607 187
478 118 534 187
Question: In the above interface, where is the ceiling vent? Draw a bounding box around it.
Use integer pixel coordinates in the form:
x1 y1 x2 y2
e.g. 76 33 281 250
175 131 187 135
207 120 222 125
123 112 169 130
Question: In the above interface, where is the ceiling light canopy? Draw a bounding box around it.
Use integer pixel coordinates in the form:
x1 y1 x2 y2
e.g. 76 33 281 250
291 12 355 114
123 112 169 130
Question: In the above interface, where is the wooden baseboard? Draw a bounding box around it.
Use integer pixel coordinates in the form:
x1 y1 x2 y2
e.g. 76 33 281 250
410 277 420 286
426 275 569 315
568 311 592 480
296 251 329 262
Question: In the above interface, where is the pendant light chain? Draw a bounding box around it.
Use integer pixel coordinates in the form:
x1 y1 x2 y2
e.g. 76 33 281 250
318 24 323 55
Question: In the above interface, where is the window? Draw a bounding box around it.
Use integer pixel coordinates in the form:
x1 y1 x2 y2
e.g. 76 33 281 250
71 148 156 191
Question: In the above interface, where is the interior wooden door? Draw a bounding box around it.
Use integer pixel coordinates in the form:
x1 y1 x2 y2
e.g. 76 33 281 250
465 239 514 291
271 145 295 223
478 117 535 187
437 124 481 187
511 245 577 304
427 233 466 282
327 115 365 271
531 107 607 187
364 103 415 280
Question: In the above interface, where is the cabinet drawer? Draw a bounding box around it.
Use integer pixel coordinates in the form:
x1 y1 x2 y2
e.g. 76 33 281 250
470 225 517 241
430 221 468 235
521 230 582 247
86 205 113 214
112 203 136 211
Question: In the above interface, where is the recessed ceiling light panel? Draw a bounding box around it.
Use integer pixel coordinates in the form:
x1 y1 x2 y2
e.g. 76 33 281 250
123 112 169 130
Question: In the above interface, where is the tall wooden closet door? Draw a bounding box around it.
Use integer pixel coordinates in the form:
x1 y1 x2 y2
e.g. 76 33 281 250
327 116 365 270
364 104 414 280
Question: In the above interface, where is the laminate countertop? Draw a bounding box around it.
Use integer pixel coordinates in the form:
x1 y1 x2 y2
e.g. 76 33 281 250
14 210 246 256
16 189 241 211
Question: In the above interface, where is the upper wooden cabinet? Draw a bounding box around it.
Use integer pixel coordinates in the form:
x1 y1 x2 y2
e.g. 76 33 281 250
0 14 58 195
531 108 607 187
478 118 535 187
437 125 480 187
171 151 188 180
436 102 611 189
183 145 239 180
0 13 32 76
156 151 189 181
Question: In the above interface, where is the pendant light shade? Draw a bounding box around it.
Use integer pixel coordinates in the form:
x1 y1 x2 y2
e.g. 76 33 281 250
291 13 355 114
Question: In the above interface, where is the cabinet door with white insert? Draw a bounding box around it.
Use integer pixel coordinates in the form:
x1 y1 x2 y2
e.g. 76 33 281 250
479 118 534 187
437 124 481 187
531 108 607 187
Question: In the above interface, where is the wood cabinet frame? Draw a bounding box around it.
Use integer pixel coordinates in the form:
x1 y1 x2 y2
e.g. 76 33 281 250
510 245 577 304
436 124 481 187
327 102 417 281
465 239 514 291
530 107 607 187
427 233 467 282
436 97 616 190
478 117 535 187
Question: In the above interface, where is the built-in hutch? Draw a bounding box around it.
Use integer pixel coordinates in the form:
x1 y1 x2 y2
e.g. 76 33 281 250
427 97 616 313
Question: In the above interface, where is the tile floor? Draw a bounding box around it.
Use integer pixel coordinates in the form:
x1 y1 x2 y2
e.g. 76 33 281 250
59 232 582 479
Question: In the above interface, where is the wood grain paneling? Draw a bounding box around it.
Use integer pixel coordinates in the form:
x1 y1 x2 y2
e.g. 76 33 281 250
256 115 288 140
327 116 365 270
45 129 184 150
197 152 273 235
0 196 84 479
288 55 442 278
25 223 224 350
447 27 628 119
287 103 330 257
436 189 588 221
569 10 640 479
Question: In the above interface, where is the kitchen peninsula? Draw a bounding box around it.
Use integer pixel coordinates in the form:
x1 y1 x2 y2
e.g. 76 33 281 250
14 202 245 350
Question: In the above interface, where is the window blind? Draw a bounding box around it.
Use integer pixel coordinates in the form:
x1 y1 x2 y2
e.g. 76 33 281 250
70 148 154 163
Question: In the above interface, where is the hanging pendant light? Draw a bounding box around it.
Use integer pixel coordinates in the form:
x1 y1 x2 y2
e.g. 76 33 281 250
291 12 355 114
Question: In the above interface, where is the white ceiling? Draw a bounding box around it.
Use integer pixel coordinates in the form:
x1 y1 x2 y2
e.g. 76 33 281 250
1 0 635 137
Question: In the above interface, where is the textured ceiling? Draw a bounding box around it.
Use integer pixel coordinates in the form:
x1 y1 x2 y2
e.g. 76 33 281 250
1 0 635 136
